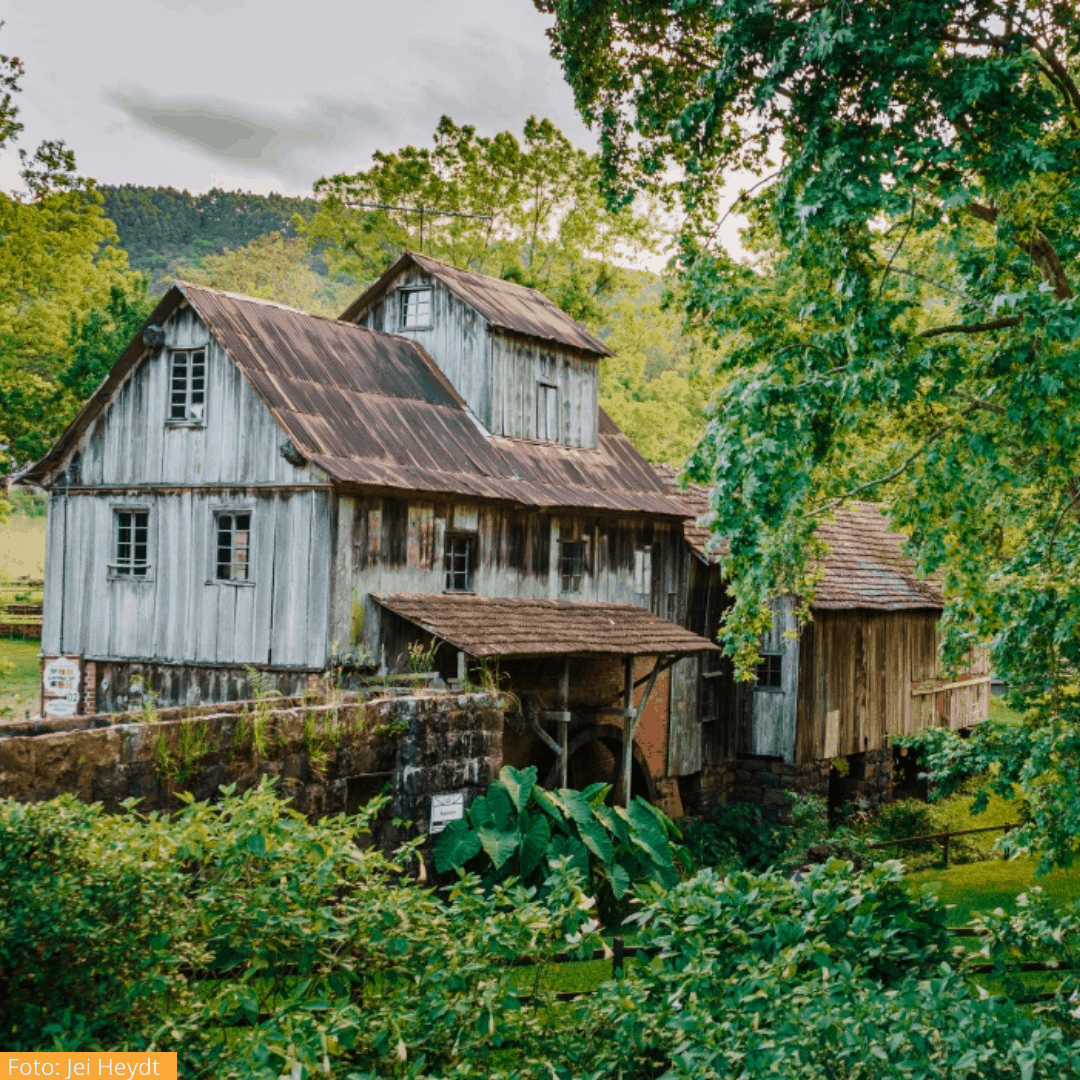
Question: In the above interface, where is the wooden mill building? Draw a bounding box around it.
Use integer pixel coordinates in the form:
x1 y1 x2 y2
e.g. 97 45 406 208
21 252 718 814
21 249 987 815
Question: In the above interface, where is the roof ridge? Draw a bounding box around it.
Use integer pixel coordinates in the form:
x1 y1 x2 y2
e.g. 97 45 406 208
177 280 366 327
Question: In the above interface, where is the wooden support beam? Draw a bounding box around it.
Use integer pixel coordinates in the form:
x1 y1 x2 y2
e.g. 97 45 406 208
911 674 992 696
527 715 562 757
457 650 467 685
541 711 573 723
558 657 570 787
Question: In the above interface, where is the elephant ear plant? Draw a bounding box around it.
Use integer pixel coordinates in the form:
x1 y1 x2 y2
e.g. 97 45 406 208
433 765 681 920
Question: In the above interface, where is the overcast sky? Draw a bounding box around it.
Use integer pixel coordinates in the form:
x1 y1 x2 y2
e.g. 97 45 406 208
0 0 749 262
0 0 594 195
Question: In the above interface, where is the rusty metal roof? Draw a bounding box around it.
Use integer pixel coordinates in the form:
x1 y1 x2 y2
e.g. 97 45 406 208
374 592 721 658
652 466 943 611
340 250 613 357
22 284 684 517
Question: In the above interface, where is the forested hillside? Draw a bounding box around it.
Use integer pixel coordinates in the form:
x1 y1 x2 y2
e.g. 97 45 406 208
98 185 319 288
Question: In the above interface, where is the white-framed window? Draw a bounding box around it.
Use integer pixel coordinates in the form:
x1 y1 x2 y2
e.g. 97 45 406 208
559 539 585 593
109 507 152 580
169 348 206 423
444 533 476 592
401 288 432 330
537 382 559 441
214 510 252 584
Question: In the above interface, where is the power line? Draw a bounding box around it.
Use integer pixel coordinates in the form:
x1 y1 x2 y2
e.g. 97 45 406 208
342 201 492 254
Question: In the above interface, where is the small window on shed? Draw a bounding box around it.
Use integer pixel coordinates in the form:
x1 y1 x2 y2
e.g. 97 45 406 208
401 288 432 329
560 540 585 593
169 348 206 423
756 652 782 689
444 533 476 592
215 511 252 583
111 509 150 578
536 382 559 441
633 545 653 597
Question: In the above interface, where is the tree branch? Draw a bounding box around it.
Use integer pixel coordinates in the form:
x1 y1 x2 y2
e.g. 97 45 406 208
918 316 1021 339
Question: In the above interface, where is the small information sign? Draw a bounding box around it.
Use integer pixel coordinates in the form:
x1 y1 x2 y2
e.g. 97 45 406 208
44 698 77 717
43 656 80 697
429 792 465 835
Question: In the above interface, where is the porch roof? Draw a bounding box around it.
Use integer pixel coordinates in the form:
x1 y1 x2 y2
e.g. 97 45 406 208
372 593 721 658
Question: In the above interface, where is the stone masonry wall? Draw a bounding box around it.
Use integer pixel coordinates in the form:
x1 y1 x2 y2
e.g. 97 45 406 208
0 691 504 849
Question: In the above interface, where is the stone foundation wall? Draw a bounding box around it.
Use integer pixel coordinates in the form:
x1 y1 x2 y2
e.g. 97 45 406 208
677 762 736 817
730 756 832 823
831 748 893 808
0 692 503 849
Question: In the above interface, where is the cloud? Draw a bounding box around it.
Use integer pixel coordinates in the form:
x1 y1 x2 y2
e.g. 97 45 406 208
155 0 246 12
110 88 389 167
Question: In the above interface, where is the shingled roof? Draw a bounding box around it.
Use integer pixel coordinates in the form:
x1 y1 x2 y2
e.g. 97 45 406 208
340 250 613 357
374 593 721 658
23 284 683 516
652 465 943 611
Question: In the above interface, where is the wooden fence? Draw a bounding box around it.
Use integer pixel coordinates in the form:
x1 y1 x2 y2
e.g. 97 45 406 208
0 578 43 639
868 822 1019 868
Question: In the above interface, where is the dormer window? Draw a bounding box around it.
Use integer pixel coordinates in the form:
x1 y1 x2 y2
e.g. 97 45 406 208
401 288 432 330
537 382 559 441
169 348 206 423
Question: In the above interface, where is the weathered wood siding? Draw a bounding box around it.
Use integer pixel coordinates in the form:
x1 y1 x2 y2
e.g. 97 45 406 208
328 495 680 664
489 331 599 448
358 266 494 429
42 488 331 669
794 609 990 762
667 656 701 776
750 598 800 761
71 305 324 488
355 268 600 448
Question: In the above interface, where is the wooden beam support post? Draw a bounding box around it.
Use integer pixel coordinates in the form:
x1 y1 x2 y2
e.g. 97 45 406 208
558 658 570 788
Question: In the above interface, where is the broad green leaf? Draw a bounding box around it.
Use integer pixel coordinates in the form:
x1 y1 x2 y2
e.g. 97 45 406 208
607 861 632 900
486 783 514 830
499 764 537 813
432 819 482 873
518 812 551 879
477 826 519 871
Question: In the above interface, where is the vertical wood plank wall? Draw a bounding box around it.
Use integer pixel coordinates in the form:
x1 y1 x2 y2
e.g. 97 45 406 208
354 268 600 448
794 609 991 763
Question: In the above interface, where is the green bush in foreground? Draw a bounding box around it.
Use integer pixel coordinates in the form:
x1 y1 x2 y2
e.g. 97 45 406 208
2 784 1079 1077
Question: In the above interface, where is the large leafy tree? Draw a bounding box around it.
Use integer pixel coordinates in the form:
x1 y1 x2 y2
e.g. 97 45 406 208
537 1 1080 864
0 38 146 480
305 114 660 327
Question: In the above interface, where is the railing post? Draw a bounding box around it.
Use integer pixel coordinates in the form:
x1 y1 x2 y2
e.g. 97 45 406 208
613 936 624 978
941 834 950 868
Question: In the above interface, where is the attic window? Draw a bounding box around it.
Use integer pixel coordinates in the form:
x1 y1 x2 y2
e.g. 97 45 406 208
401 288 432 330
537 382 559 441
169 348 206 423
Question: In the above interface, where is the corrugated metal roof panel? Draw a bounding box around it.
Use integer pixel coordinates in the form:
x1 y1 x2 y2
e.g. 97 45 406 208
374 593 721 658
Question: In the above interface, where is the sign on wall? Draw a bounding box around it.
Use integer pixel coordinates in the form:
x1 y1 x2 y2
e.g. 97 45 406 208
429 792 465 834
42 656 81 717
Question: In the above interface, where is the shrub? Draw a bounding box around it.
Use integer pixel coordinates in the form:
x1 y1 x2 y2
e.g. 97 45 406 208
433 765 680 924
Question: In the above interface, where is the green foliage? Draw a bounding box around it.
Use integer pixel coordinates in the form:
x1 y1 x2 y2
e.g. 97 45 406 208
433 765 679 917
541 0 1080 867
98 184 319 288
307 114 659 328
173 231 356 317
2 785 1079 1075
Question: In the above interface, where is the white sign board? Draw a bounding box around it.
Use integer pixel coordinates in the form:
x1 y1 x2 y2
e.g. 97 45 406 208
429 792 466 835
44 697 77 717
42 656 79 699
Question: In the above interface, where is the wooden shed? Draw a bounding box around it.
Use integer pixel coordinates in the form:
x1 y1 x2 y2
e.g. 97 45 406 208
654 468 990 806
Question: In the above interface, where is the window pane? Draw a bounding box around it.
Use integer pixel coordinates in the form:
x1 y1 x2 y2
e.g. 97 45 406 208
403 289 432 328
170 352 188 419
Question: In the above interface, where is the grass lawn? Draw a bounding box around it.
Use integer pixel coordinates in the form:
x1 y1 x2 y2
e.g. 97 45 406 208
908 856 1080 925
0 637 41 718
0 511 47 579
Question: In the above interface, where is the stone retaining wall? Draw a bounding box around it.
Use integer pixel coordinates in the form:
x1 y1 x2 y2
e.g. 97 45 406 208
0 691 504 848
